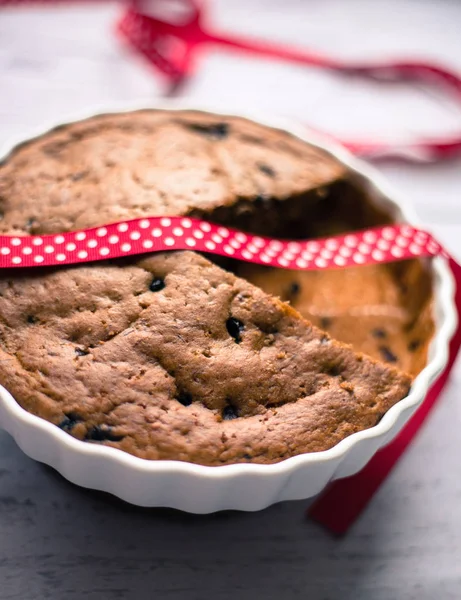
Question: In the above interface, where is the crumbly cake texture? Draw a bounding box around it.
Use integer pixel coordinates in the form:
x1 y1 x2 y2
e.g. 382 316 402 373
237 262 433 376
0 109 430 465
0 252 411 465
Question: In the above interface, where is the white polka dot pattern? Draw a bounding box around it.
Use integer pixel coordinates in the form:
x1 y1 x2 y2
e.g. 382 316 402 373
0 218 447 270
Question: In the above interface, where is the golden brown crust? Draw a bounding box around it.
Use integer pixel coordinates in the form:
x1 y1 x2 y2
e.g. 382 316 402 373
0 110 345 235
0 109 424 465
0 252 411 465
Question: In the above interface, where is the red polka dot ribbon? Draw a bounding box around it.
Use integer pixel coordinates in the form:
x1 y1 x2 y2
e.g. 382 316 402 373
0 218 447 269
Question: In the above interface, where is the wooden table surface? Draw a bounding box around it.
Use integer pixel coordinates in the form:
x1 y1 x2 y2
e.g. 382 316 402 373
1 2 461 598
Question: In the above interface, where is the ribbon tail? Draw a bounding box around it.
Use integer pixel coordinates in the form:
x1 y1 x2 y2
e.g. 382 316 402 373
206 31 338 69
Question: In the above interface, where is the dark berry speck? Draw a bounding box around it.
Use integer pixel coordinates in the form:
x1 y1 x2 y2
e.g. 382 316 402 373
177 392 193 407
408 339 421 352
85 425 124 442
258 163 276 177
150 278 165 292
58 412 81 432
327 363 342 377
289 282 301 297
226 317 244 343
187 122 229 139
223 405 238 420
320 317 332 329
372 328 387 339
379 346 398 363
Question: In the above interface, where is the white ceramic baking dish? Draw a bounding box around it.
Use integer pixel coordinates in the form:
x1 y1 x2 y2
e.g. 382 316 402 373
0 100 457 512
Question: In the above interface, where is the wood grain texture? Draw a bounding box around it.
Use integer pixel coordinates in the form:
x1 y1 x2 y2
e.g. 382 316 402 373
1 2 461 599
